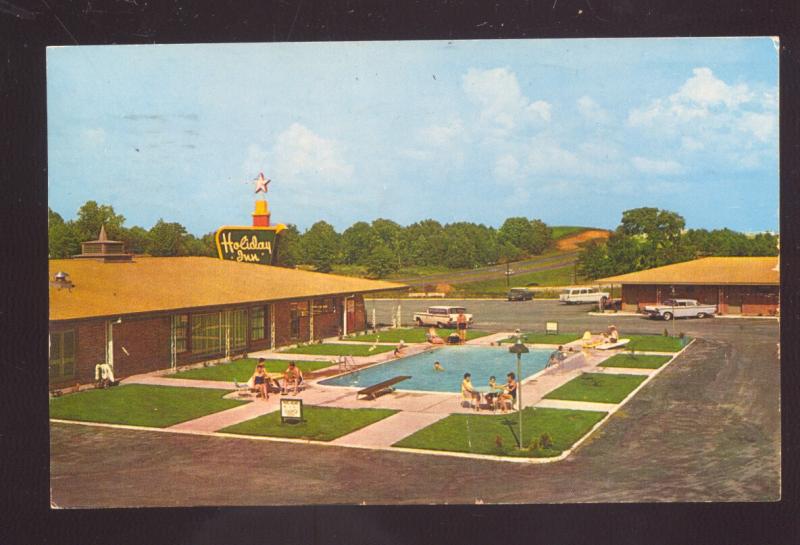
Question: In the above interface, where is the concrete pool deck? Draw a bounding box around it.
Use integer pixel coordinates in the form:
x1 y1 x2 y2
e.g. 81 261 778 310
112 333 686 458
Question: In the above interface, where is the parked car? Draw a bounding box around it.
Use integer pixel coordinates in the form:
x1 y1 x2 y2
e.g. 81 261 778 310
559 287 610 305
507 287 534 301
413 306 474 328
644 299 717 320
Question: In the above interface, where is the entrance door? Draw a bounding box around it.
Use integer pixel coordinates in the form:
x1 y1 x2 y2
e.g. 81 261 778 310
290 306 300 340
727 290 743 314
346 298 355 336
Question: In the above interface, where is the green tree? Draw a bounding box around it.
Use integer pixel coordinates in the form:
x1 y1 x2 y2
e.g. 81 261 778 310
618 207 686 268
577 240 611 279
301 221 340 272
118 225 149 254
48 208 80 258
147 219 188 256
498 217 552 257
365 244 397 278
403 219 446 267
74 201 126 241
274 224 301 268
341 221 376 265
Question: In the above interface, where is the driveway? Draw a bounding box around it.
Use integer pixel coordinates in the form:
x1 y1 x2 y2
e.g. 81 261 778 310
50 301 780 506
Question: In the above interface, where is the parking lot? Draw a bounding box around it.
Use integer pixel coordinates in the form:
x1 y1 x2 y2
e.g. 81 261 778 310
49 300 780 506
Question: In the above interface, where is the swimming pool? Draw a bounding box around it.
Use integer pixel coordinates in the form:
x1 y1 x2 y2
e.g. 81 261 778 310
319 345 551 393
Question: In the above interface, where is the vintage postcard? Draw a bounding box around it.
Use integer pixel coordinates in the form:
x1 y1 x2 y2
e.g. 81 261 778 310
47 38 779 506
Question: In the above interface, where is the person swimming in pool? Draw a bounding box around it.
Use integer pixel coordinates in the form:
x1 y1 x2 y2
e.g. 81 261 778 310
433 361 444 372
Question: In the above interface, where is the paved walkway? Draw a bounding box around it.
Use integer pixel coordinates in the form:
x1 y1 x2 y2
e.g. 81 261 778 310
123 375 234 390
535 399 618 412
330 411 449 447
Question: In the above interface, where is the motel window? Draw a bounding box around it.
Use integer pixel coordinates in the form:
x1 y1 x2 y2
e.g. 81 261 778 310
172 314 189 353
229 309 248 352
290 303 301 339
191 312 223 356
250 306 265 341
49 330 76 380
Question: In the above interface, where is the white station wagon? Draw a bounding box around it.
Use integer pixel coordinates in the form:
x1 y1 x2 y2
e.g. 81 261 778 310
559 287 610 305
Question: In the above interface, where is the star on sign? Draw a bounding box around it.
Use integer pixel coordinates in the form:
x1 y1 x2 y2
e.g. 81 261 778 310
254 172 271 194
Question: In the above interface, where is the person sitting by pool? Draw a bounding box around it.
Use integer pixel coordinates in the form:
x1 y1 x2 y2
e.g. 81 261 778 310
546 346 567 368
497 372 518 412
281 362 303 395
433 360 444 372
394 340 407 356
484 375 503 410
251 360 269 400
447 332 461 345
461 373 481 411
426 327 445 345
603 325 620 343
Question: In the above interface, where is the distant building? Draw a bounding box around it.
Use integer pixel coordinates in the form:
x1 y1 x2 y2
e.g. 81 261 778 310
598 257 779 316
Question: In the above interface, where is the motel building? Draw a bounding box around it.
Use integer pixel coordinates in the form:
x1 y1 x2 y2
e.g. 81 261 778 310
48 203 406 390
598 256 780 316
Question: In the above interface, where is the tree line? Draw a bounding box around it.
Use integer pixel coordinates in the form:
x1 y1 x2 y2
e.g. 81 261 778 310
48 201 554 277
577 207 779 280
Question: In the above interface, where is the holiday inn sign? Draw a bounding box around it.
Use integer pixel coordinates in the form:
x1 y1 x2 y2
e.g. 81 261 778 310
215 225 285 265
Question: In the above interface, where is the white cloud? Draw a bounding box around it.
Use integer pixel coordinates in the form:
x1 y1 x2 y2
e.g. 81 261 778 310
419 118 464 147
674 67 752 108
271 123 354 184
738 111 777 142
681 136 704 151
631 156 684 175
577 96 610 124
462 67 551 135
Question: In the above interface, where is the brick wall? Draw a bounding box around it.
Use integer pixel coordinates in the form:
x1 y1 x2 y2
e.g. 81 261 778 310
352 295 367 332
112 315 171 378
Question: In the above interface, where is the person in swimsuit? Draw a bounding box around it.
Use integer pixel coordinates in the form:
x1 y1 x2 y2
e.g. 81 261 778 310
252 360 269 400
282 362 303 395
498 372 517 412
484 375 503 410
433 361 444 372
456 311 468 344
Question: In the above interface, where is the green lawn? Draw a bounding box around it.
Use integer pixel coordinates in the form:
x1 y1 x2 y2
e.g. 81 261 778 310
599 354 671 369
626 335 687 352
544 373 647 404
49 384 245 427
168 358 334 382
499 333 582 345
394 407 606 457
456 263 577 296
345 328 490 344
281 343 396 357
221 406 397 441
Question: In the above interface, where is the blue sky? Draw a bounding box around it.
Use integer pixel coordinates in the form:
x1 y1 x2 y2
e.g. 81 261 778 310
47 38 779 235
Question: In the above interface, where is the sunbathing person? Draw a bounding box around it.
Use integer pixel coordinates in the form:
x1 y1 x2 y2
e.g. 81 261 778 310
282 362 303 395
461 373 481 411
251 360 269 400
603 325 620 343
426 327 445 345
394 340 407 356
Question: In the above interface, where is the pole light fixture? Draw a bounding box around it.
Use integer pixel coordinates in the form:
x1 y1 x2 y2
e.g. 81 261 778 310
508 336 529 448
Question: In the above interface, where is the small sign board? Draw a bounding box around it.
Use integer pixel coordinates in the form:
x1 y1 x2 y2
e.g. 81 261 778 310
280 398 303 424
215 225 286 265
545 321 559 335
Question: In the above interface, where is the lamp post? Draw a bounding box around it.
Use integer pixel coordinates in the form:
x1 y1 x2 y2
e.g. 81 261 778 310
670 286 676 337
508 336 529 448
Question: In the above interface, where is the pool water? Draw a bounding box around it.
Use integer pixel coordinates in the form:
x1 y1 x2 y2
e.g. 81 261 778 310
319 346 551 393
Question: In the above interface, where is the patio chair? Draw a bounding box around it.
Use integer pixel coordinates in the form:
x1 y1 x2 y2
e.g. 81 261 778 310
460 388 480 410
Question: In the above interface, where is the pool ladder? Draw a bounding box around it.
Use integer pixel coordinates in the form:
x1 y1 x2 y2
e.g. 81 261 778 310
337 355 356 372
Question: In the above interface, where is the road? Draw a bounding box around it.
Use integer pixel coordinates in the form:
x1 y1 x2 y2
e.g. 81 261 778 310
50 300 780 506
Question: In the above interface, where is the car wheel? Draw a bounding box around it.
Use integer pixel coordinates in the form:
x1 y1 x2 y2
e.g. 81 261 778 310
662 312 673 321
415 318 424 327
437 322 445 329
697 312 706 319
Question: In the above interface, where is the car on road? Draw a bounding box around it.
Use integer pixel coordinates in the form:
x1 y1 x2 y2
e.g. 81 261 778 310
644 299 717 320
507 287 534 301
559 287 610 305
413 306 474 328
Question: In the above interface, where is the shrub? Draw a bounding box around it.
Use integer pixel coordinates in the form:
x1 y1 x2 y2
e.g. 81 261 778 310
539 432 553 449
678 332 685 339
528 438 540 451
663 328 669 337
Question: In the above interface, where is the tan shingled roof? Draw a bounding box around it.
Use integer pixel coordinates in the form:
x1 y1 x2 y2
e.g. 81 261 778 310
49 257 406 321
598 257 779 286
